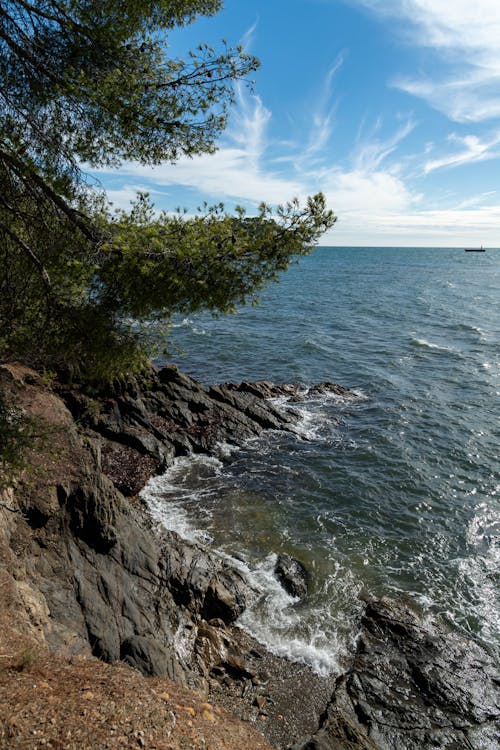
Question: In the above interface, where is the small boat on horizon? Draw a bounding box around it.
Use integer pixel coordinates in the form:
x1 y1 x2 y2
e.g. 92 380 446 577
464 246 486 252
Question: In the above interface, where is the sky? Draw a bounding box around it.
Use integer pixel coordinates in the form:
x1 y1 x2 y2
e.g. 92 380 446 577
92 0 500 247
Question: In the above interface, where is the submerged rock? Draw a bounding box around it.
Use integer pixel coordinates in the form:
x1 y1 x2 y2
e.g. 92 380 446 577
274 553 309 600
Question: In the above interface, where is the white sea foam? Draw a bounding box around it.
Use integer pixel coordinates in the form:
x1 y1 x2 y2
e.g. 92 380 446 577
141 452 354 675
158 246 499 669
407 502 500 652
234 553 347 675
270 388 363 443
171 317 192 329
170 317 207 335
410 337 456 352
216 441 241 459
288 404 329 441
141 454 223 543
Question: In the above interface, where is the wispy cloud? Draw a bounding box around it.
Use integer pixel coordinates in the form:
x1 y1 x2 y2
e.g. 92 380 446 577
424 131 500 173
454 191 497 210
352 118 415 171
104 184 153 211
378 203 500 242
395 72 500 124
94 72 425 243
300 54 344 162
230 86 270 169
91 6 500 249
320 198 500 246
353 0 500 123
97 89 304 206
239 18 259 52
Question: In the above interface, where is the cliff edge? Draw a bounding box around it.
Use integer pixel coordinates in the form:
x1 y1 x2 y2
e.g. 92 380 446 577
0 363 498 750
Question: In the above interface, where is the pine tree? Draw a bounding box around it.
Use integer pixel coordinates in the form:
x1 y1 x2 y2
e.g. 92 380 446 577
0 0 336 380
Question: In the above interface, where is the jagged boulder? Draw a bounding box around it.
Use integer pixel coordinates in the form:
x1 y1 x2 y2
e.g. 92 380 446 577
291 597 500 750
274 553 309 600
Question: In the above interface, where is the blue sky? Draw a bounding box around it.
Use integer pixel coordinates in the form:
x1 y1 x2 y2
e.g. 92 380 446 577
93 0 500 246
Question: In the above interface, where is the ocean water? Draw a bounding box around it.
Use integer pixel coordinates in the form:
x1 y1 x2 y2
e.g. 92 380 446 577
142 247 500 674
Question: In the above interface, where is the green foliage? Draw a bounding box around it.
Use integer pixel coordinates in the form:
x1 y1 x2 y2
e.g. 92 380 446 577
12 647 41 672
102 193 335 317
1 0 256 169
0 392 37 485
0 1 336 383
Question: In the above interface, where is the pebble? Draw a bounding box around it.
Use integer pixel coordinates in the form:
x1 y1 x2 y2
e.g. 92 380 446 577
201 709 217 722
175 704 195 716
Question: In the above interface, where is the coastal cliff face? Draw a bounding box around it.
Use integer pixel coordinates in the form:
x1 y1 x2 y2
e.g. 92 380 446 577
0 363 498 750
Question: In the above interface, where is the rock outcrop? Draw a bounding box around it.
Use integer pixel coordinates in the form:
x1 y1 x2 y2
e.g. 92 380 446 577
0 363 349 747
1 363 498 750
274 553 309 600
59 365 309 496
291 597 500 750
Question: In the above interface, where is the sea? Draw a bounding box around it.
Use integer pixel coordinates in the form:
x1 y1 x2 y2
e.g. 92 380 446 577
141 246 500 675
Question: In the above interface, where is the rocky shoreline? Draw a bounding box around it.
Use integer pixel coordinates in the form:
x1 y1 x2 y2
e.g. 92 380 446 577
0 363 498 749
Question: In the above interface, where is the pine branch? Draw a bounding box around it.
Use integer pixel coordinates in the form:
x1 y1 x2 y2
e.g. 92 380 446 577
0 216 51 285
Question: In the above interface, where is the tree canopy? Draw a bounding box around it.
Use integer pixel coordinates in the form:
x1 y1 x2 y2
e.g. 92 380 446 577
0 0 336 381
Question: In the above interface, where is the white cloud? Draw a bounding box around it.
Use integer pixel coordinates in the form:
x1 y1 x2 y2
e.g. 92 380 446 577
395 72 500 124
320 201 500 246
424 132 500 173
356 0 500 53
97 91 305 206
103 184 168 211
92 38 499 247
378 203 500 240
300 54 344 162
352 118 415 171
97 59 345 210
239 19 259 52
353 0 500 123
322 168 418 215
454 191 497 209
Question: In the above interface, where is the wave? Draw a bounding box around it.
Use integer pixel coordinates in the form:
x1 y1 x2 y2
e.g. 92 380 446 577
234 552 353 675
449 323 484 337
141 454 224 544
270 390 363 444
140 418 362 674
302 338 333 354
170 317 207 335
410 337 457 353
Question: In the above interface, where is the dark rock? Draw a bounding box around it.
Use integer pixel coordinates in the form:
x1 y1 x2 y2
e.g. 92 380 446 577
306 382 354 399
6 364 498 750
59 365 331 496
201 579 246 623
222 380 356 404
292 597 500 750
0 362 356 748
65 487 253 686
195 620 231 669
161 538 249 624
61 473 118 554
120 635 184 681
274 553 309 599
